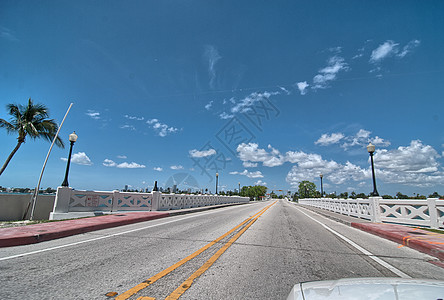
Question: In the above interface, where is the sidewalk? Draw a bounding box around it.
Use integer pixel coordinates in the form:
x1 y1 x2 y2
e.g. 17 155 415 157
0 203 248 248
298 203 444 262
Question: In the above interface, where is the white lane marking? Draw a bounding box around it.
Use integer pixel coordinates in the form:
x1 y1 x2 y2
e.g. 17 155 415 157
292 206 411 279
0 204 262 262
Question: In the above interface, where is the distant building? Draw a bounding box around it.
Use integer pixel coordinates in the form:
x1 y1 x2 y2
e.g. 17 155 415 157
172 185 177 193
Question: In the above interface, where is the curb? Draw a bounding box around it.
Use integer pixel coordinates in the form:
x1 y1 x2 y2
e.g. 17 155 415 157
352 222 444 261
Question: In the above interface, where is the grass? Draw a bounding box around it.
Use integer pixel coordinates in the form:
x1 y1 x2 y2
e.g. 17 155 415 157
0 216 97 228
0 219 55 228
420 227 444 234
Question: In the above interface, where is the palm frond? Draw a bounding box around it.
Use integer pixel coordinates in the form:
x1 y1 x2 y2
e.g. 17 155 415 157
0 119 16 133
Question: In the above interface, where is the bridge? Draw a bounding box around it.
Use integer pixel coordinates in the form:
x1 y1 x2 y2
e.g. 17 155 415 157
1 197 444 299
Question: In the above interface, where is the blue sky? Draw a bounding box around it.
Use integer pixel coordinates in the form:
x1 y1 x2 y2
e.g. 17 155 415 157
1 1 443 196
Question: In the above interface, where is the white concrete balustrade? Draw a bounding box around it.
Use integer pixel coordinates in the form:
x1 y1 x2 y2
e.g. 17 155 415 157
299 197 444 229
50 187 250 220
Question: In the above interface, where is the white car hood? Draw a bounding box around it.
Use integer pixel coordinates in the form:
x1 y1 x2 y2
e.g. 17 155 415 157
287 277 444 300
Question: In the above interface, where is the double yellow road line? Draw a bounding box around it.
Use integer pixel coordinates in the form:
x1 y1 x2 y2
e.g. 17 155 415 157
115 201 276 300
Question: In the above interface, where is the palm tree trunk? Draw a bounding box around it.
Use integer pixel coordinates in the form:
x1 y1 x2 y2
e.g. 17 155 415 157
0 141 23 176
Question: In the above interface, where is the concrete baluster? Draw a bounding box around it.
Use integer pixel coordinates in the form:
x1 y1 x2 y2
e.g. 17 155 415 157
427 198 439 229
112 190 120 212
369 197 382 223
152 191 161 211
52 186 73 213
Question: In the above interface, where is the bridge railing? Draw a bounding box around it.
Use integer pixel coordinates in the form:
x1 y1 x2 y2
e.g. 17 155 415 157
50 187 250 220
299 197 444 229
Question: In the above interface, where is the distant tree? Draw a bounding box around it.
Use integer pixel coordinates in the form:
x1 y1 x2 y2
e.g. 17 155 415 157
326 192 337 199
396 192 409 199
428 192 441 198
356 193 368 199
241 185 267 200
350 191 357 199
339 192 348 199
382 195 394 199
298 181 317 198
0 98 64 176
45 187 56 194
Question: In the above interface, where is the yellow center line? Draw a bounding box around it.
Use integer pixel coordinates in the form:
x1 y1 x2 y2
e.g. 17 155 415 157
115 202 275 300
165 201 276 300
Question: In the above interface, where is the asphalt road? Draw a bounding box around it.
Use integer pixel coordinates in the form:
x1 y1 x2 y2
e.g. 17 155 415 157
1 200 444 300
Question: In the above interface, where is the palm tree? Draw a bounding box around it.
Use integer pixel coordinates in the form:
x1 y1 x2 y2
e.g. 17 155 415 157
0 98 64 176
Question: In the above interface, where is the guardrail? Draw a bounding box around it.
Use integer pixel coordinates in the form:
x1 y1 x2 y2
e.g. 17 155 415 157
50 187 249 220
298 197 444 229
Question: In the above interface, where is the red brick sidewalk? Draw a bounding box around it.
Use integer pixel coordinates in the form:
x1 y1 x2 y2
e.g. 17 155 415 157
0 211 169 247
352 222 444 261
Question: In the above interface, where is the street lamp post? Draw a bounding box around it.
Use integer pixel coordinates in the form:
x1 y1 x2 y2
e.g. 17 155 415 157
367 142 379 196
215 173 219 195
238 182 241 195
61 131 77 187
320 174 323 197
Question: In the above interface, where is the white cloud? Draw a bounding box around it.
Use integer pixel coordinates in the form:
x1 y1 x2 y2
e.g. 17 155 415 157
397 40 420 58
219 112 234 119
279 86 291 95
170 165 184 170
312 56 349 90
103 159 117 167
146 119 178 137
153 167 163 172
237 143 283 167
370 40 420 64
86 110 100 120
243 161 258 168
286 159 368 187
315 133 345 146
124 115 144 121
204 45 221 89
117 155 127 159
328 46 342 54
230 91 279 114
229 169 264 178
375 140 440 174
205 101 213 110
352 48 364 60
370 40 399 63
117 162 146 169
371 136 391 147
60 152 93 166
103 159 146 169
189 149 216 158
120 124 136 131
336 129 390 150
296 81 309 95
254 180 267 186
